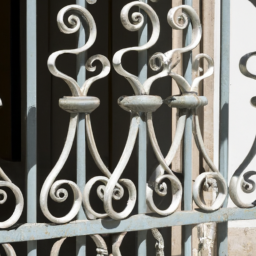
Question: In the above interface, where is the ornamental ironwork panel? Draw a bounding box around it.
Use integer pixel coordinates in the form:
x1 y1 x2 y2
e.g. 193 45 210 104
1 0 254 255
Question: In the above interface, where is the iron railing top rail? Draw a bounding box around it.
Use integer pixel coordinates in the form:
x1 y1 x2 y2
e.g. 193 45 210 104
0 207 255 244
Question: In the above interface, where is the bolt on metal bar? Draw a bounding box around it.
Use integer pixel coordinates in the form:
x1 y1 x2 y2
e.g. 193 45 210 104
183 1 193 256
26 0 37 255
218 0 230 254
76 0 87 255
137 1 148 255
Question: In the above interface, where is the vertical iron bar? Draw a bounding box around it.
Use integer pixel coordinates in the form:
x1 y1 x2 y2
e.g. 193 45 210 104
137 1 147 255
183 1 193 256
26 0 37 255
217 0 230 255
76 0 87 255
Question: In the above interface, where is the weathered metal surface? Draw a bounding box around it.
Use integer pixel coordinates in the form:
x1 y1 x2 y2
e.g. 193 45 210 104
14 1 246 255
196 223 216 256
165 94 208 109
40 5 111 224
0 167 24 228
151 229 164 256
59 96 100 114
229 51 256 209
84 0 161 222
50 235 108 256
118 95 162 113
145 6 219 220
111 232 127 256
183 2 194 255
0 208 255 244
113 1 160 95
147 52 227 216
40 0 229 231
75 0 87 255
137 1 148 255
217 0 230 254
26 0 37 255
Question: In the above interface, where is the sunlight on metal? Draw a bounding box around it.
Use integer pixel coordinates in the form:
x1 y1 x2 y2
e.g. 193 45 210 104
0 208 255 244
26 0 37 255
218 0 230 255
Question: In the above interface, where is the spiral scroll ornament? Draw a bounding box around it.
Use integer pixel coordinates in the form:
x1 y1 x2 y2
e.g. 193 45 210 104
0 167 24 228
50 232 128 256
41 2 227 224
83 1 161 221
229 52 256 208
40 5 111 224
145 6 227 214
165 53 227 212
50 235 108 256
144 5 201 216
98 1 161 220
0 98 24 229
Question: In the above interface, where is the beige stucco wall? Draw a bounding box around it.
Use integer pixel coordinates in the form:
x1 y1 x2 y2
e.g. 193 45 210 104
228 228 256 256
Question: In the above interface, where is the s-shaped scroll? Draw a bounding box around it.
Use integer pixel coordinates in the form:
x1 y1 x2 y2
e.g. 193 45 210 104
145 6 227 214
0 99 24 229
144 5 201 216
40 5 111 224
164 54 227 212
50 235 108 256
229 52 256 208
84 1 161 221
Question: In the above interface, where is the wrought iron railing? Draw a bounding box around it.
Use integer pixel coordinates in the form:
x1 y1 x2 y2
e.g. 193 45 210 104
1 0 255 255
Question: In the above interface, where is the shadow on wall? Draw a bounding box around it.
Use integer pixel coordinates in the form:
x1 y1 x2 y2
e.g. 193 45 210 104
249 0 256 7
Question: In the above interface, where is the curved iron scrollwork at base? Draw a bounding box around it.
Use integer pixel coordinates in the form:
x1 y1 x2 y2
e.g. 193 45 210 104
0 167 24 229
0 0 251 255
50 229 166 256
40 0 228 241
229 52 256 208
0 100 23 254
40 4 111 224
50 235 108 256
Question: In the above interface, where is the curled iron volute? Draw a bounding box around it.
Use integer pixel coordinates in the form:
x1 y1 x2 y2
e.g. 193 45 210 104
156 52 227 212
229 51 256 208
41 4 112 223
50 235 108 256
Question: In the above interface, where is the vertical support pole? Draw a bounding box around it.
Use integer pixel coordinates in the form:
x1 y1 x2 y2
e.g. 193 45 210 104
76 0 87 255
137 1 147 255
217 0 230 255
26 0 37 256
213 0 221 168
183 1 193 256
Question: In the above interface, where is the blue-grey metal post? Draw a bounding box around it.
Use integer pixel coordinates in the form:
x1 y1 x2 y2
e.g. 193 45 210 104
26 0 37 256
183 1 193 256
217 0 230 254
137 1 147 255
76 0 87 255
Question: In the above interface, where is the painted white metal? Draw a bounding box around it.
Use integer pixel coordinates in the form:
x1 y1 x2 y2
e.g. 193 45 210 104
0 167 23 228
1 1 248 255
228 0 256 228
0 208 254 244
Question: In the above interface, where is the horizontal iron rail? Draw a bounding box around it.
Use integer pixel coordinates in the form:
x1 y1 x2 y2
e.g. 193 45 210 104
0 207 255 243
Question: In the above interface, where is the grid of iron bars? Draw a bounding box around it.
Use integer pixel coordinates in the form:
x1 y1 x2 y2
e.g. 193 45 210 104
1 0 255 255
